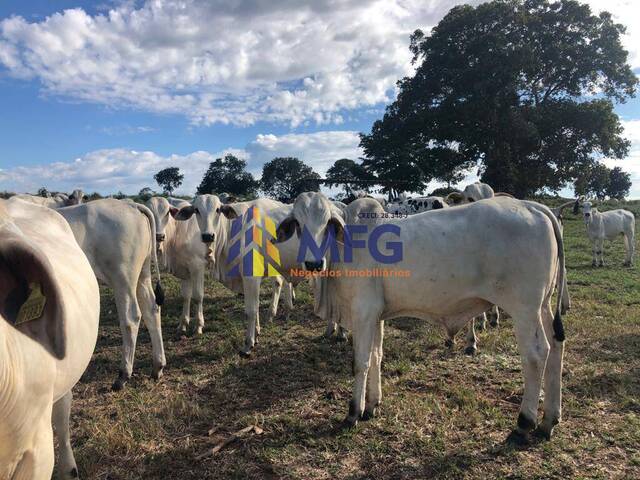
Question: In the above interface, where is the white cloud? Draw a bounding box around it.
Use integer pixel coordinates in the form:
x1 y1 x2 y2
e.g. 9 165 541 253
0 0 475 127
0 130 362 195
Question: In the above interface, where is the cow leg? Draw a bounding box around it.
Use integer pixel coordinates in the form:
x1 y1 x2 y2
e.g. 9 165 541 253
283 282 295 309
53 390 79 479
177 279 192 335
192 271 205 335
239 278 261 357
13 411 54 480
267 276 283 322
591 240 598 267
536 301 564 440
138 274 166 379
623 232 634 266
345 303 381 428
508 308 550 444
489 305 500 327
364 320 384 420
597 239 605 267
464 316 480 355
113 285 142 390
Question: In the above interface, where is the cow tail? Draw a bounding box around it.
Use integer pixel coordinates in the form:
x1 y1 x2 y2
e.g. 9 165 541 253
133 203 165 306
545 207 566 342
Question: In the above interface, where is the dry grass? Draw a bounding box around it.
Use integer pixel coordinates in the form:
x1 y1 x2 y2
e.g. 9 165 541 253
68 200 640 479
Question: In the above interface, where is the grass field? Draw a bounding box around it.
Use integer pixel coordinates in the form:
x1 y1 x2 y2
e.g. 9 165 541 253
69 200 640 479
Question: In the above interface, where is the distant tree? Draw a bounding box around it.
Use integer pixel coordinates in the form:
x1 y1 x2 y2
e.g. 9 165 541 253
87 192 103 201
606 166 632 200
325 158 373 196
37 187 49 197
360 0 637 198
197 154 258 197
154 167 183 195
260 157 321 202
137 187 155 201
574 162 611 200
113 191 127 200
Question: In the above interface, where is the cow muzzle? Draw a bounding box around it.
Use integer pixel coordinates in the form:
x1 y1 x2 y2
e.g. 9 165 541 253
304 260 324 272
156 233 165 242
201 233 214 243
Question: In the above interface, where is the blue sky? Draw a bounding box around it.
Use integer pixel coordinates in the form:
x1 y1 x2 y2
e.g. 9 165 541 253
1 0 639 197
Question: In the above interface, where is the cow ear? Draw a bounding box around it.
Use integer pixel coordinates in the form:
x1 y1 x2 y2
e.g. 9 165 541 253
220 204 238 219
446 192 464 204
274 216 299 244
173 205 195 220
0 233 65 359
327 213 349 245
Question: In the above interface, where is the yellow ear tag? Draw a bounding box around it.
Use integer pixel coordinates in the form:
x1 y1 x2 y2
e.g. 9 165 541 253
15 283 47 325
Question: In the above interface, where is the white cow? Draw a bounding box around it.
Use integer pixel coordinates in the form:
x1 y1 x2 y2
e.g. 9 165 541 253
147 197 210 337
1 198 99 479
276 192 566 442
446 182 495 205
57 199 166 390
66 189 87 206
580 201 635 266
172 195 296 356
14 193 68 209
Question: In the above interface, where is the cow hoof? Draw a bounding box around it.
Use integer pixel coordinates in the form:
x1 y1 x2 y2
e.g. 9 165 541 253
464 346 477 356
336 332 348 343
533 426 552 441
342 416 359 429
238 349 252 358
362 405 378 421
68 467 79 479
489 320 499 328
444 339 454 349
591 261 597 267
151 366 164 381
506 429 530 446
111 378 127 391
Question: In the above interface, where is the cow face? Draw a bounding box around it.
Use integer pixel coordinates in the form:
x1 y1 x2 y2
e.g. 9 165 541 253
67 189 87 206
174 195 226 246
146 197 178 258
275 192 345 272
582 201 594 225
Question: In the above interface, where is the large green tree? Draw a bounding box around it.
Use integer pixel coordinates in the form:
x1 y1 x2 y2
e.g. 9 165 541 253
197 154 258 197
325 158 373 197
260 157 320 202
360 0 637 197
606 166 632 200
154 167 183 195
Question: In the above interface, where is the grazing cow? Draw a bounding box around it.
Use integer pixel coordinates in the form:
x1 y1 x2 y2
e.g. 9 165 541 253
276 192 566 442
1 198 99 479
57 199 166 390
172 195 297 356
446 181 495 205
579 201 635 266
147 196 210 337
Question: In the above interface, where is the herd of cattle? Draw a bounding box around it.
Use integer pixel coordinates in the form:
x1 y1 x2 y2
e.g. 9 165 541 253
0 182 636 479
